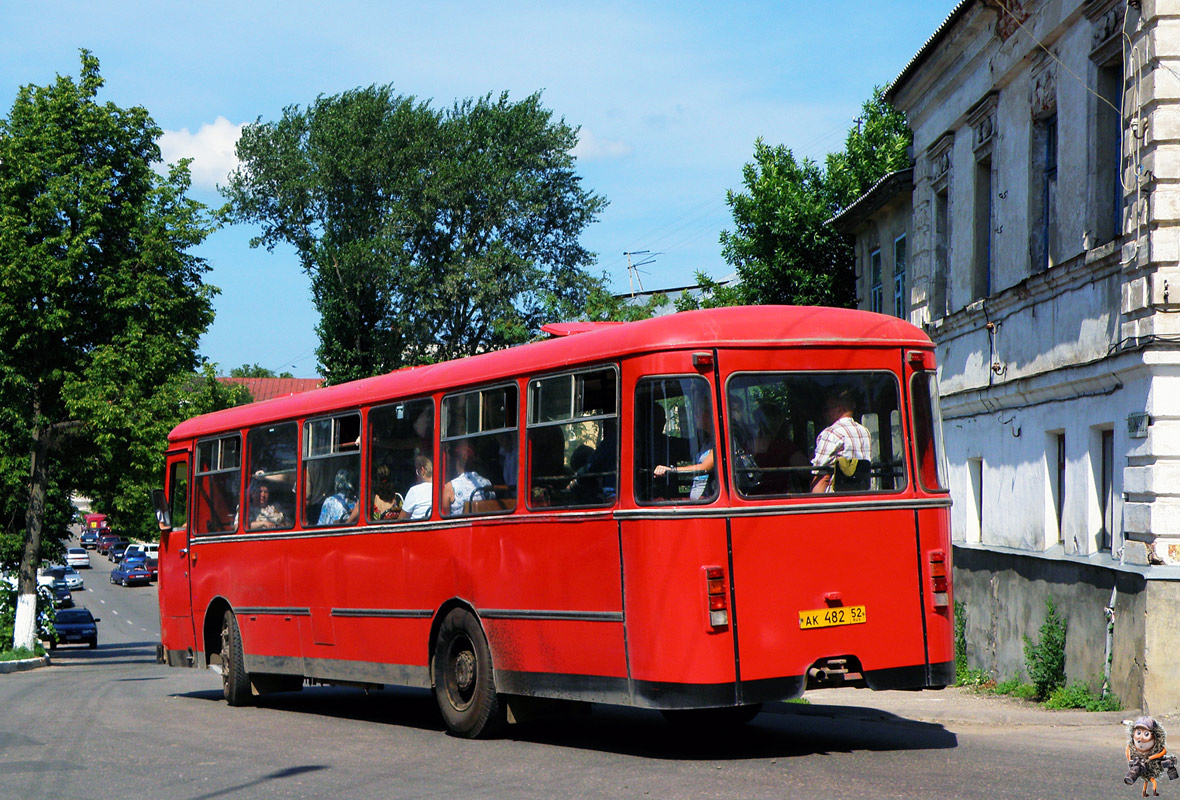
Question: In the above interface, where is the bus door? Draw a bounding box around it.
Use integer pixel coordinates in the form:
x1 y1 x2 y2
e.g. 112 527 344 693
620 365 740 708
158 450 197 662
723 360 931 702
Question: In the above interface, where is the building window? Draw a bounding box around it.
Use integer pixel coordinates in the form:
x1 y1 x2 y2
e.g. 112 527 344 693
1050 431 1066 546
973 156 993 299
893 235 907 319
1094 60 1124 245
967 457 983 544
869 248 883 314
1097 427 1115 553
1033 114 1058 271
933 188 950 316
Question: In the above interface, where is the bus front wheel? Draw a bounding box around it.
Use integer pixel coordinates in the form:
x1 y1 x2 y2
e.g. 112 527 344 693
220 610 253 707
432 608 504 738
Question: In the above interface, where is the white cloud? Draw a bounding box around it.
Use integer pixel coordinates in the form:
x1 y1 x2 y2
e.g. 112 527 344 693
571 128 633 161
157 116 244 189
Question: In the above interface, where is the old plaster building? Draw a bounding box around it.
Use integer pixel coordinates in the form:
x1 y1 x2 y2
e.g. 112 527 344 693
832 0 1180 711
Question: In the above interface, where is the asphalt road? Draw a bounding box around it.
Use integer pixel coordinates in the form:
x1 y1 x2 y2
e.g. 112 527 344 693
0 545 1145 800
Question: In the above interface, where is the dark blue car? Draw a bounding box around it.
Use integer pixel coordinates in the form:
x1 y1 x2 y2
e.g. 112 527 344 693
110 561 151 587
48 607 99 650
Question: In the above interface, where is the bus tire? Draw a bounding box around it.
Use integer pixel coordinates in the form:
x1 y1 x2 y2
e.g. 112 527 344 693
220 610 253 707
432 608 504 738
661 703 763 728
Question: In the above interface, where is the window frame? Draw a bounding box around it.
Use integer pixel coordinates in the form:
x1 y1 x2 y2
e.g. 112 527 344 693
525 364 620 511
724 369 910 499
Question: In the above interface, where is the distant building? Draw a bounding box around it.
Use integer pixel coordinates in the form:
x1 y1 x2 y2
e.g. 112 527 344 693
218 377 324 403
831 0 1180 712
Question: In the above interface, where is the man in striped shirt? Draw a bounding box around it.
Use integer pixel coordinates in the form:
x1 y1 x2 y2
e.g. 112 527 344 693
810 389 872 493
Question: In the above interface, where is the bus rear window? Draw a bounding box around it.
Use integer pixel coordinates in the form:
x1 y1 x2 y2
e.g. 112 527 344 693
726 372 906 497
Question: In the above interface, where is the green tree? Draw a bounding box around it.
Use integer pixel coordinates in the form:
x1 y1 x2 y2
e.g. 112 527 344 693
229 363 294 379
685 88 911 310
223 86 608 384
0 52 218 649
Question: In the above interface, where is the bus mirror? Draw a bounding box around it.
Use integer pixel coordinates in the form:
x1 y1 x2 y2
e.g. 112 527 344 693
151 489 171 532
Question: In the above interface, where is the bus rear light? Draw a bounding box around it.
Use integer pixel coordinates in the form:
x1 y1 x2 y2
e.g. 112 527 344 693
929 550 949 608
703 566 729 630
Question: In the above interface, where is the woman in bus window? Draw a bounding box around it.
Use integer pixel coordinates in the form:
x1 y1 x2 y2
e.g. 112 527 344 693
399 456 433 520
248 480 289 530
372 465 402 520
319 469 360 525
442 442 492 516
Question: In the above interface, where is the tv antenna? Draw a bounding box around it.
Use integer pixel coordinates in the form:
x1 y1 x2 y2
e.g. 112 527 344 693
623 250 662 297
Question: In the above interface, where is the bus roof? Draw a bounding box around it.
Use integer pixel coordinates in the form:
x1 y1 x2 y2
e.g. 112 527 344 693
171 305 930 442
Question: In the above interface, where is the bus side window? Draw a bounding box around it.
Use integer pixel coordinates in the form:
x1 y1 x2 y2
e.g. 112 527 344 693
194 436 241 534
369 398 435 522
245 423 297 532
303 414 362 527
634 377 714 504
441 385 518 517
526 367 617 509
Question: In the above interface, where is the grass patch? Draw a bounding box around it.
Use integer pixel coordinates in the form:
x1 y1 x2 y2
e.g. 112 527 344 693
1044 681 1121 711
0 645 45 662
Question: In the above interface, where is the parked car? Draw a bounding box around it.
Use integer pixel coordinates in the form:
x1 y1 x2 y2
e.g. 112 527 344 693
79 530 99 549
47 607 99 649
106 540 132 562
65 547 89 569
45 580 73 608
110 561 152 587
60 566 84 591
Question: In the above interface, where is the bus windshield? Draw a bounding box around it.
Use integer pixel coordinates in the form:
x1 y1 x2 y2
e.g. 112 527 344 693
725 371 906 497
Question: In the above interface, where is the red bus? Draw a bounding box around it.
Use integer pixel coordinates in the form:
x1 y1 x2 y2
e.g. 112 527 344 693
153 306 953 737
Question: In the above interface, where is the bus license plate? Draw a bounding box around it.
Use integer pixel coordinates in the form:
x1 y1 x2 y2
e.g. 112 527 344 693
799 605 867 630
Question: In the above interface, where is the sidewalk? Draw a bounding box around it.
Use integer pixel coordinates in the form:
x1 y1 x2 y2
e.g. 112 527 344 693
781 685 1143 729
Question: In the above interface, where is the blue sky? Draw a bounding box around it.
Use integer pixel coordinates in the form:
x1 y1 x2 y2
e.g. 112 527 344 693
2 1 957 377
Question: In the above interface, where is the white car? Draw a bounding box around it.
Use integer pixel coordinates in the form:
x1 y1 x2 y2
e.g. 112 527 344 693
61 566 84 590
65 548 90 569
125 542 159 558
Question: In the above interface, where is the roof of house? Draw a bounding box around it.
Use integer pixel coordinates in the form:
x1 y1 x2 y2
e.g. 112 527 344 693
218 377 324 403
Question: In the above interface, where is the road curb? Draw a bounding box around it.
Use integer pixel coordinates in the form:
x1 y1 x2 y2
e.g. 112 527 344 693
0 655 51 674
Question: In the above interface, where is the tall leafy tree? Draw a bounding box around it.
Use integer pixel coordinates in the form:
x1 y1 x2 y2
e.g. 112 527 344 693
0 52 218 649
223 86 607 384
682 88 911 310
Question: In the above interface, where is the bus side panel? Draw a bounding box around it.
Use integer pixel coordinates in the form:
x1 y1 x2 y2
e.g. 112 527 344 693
620 517 737 706
190 539 302 665
473 516 627 682
918 505 955 681
730 508 928 691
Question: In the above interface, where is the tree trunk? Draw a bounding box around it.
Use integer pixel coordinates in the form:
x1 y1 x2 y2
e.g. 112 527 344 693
12 425 49 651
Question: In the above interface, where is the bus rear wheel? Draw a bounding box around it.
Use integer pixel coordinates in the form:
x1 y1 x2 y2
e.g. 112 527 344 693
220 610 253 707
433 608 504 738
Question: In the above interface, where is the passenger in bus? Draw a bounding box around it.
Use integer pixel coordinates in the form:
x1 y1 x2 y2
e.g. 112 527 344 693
371 464 402 520
653 402 715 500
441 442 492 516
496 432 518 493
399 456 433 520
318 469 360 525
810 389 872 493
748 400 809 494
248 480 289 530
